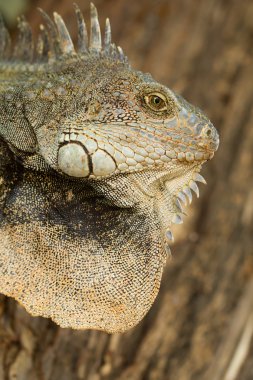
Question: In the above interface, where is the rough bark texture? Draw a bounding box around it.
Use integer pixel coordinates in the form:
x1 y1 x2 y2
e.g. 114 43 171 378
0 0 252 379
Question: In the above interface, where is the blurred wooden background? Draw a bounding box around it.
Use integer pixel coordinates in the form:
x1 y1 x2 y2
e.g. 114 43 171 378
0 0 253 379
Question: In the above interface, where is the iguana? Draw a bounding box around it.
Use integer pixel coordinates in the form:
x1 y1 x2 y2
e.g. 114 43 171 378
0 3 219 333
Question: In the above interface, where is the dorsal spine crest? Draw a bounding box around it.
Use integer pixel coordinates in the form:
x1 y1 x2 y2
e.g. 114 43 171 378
0 3 127 64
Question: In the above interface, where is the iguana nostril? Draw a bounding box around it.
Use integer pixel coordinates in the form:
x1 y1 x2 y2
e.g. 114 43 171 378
204 124 219 150
201 124 214 139
195 122 219 151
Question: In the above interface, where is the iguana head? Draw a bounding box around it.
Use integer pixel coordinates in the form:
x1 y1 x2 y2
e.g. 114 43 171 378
29 5 219 222
56 64 219 179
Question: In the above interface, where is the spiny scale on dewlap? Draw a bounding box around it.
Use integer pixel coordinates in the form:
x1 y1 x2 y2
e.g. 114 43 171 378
0 3 219 332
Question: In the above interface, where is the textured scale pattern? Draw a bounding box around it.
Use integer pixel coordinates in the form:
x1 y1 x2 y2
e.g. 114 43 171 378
0 4 219 332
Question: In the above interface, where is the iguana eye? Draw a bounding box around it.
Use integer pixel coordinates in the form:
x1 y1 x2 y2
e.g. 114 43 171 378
144 93 167 111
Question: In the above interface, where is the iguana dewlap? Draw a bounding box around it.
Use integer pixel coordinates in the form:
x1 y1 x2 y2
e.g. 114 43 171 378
0 4 219 332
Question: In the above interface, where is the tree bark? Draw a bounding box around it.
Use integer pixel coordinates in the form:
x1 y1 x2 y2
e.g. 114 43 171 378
1 0 253 379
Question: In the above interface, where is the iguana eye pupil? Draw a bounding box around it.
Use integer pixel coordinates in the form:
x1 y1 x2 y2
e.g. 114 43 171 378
144 93 167 111
153 96 161 104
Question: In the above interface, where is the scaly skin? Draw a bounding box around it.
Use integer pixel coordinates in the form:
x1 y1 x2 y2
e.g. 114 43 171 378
0 4 219 332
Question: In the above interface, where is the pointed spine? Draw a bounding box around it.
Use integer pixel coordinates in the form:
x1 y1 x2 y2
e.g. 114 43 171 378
117 46 125 62
177 191 187 206
13 16 33 61
172 214 183 224
0 4 128 64
175 198 183 213
104 17 111 53
90 3 102 52
0 15 11 59
194 173 207 184
165 230 174 243
165 245 172 256
110 43 118 59
36 24 50 61
183 187 192 204
189 180 200 198
38 8 61 59
74 3 88 53
53 12 75 55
